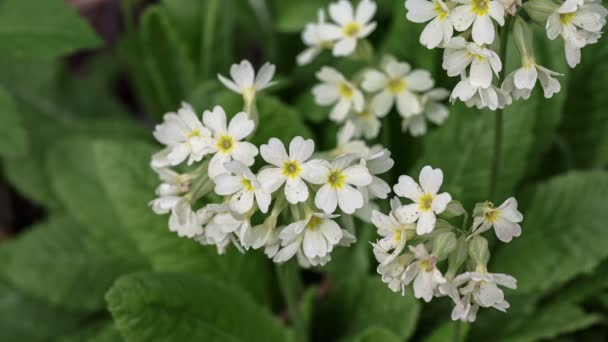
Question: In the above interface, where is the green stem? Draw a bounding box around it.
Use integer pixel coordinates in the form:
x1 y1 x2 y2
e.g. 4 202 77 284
452 320 461 342
200 0 220 79
490 17 513 199
275 263 308 342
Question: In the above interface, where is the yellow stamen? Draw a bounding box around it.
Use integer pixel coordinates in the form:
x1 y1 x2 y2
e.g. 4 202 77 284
484 209 501 223
241 178 254 192
418 193 434 212
433 1 448 20
471 0 489 16
327 170 346 189
307 215 322 230
339 82 354 99
282 160 302 179
186 129 200 138
387 78 406 94
343 22 361 38
216 135 235 153
560 12 575 25
420 259 435 272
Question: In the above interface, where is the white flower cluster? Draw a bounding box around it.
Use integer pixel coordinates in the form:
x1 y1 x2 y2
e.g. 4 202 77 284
150 60 395 268
404 0 607 110
372 165 523 321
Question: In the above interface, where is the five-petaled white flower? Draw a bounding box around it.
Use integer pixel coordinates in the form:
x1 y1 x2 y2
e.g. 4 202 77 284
213 161 271 215
451 75 512 110
273 212 356 267
194 204 243 254
298 10 333 66
405 0 454 48
371 209 417 264
451 0 505 45
442 37 502 88
149 168 192 215
471 197 523 242
374 247 413 293
393 165 452 234
403 244 446 302
402 88 449 137
169 199 203 238
247 214 281 258
546 0 607 68
203 106 258 179
501 58 562 100
451 270 517 322
345 105 381 140
152 102 212 167
258 136 321 204
313 67 365 122
359 148 394 201
309 154 373 214
218 60 276 101
333 121 371 158
318 0 377 56
362 58 434 117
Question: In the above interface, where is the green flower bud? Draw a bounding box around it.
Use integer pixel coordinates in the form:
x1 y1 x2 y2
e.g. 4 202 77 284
523 0 559 25
447 236 468 276
468 235 490 266
513 16 535 60
441 200 466 218
432 232 457 260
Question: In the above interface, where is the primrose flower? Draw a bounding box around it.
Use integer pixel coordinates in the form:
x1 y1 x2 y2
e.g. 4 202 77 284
393 165 452 235
152 102 212 167
359 148 394 201
333 121 371 158
402 88 449 137
362 58 434 117
319 0 377 56
258 137 321 204
346 104 381 140
194 204 243 254
403 244 446 302
298 10 332 65
218 60 276 101
168 199 203 238
442 37 502 88
309 154 373 214
405 0 454 48
371 209 417 264
374 248 414 293
451 75 512 110
471 197 523 242
451 0 505 45
203 106 258 179
149 168 192 215
501 59 562 100
213 161 271 215
313 67 364 122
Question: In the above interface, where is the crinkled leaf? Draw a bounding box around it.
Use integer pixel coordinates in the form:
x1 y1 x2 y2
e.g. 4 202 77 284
0 86 27 157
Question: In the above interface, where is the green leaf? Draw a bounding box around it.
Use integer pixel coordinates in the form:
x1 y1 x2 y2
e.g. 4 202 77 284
550 260 608 305
351 326 401 342
0 280 82 341
313 277 420 341
106 272 295 342
1 216 141 312
273 0 328 32
492 171 608 294
0 0 101 58
0 86 26 157
56 321 122 342
423 321 470 342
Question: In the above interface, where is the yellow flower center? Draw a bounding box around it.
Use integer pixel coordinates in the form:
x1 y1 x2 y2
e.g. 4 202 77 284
484 209 501 223
327 170 346 189
560 12 575 25
306 215 322 230
393 229 403 242
343 22 361 38
387 78 406 94
433 1 448 20
339 82 354 99
240 177 254 192
471 0 489 16
418 193 434 212
420 259 435 272
186 129 201 138
282 160 302 179
216 135 235 153
358 109 372 118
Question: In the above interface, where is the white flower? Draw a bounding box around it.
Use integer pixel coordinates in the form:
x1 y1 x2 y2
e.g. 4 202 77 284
297 10 333 65
546 0 607 68
345 105 381 140
442 37 502 88
309 154 373 214
402 88 449 137
149 168 191 215
194 204 242 254
393 165 452 234
333 121 371 158
362 58 434 117
371 209 417 264
403 244 446 302
450 75 512 110
471 197 523 242
313 67 364 122
152 103 212 166
501 59 562 100
248 215 281 258
405 0 454 48
213 161 271 215
168 199 203 238
451 0 505 45
203 106 258 179
360 148 394 200
258 136 321 204
451 271 517 322
318 0 377 56
217 60 275 100
273 212 356 267
374 248 413 293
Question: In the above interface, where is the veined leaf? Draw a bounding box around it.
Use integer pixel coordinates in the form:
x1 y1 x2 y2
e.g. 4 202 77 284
0 86 27 157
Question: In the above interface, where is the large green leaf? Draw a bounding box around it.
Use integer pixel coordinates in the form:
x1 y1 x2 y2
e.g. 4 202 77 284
313 277 420 341
0 0 101 58
0 86 26 157
106 272 294 342
0 216 141 312
272 0 328 33
56 322 122 342
422 321 470 342
492 171 608 294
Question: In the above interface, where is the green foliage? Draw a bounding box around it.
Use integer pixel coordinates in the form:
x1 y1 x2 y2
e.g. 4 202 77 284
272 0 329 33
106 272 295 342
0 86 26 157
0 0 101 58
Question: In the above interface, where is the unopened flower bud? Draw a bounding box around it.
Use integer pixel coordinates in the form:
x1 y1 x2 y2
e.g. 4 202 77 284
499 0 522 16
441 200 466 218
447 236 468 276
432 232 457 260
523 0 559 25
468 235 490 266
512 16 535 60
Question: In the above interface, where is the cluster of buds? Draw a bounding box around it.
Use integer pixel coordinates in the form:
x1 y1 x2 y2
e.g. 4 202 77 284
404 0 607 110
149 60 395 267
372 166 523 321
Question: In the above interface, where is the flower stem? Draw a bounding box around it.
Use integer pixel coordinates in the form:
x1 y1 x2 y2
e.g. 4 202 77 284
490 17 513 199
452 320 461 342
275 262 308 342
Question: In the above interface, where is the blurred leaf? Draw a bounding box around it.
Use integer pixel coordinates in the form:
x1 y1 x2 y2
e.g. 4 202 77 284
56 321 122 342
106 272 295 342
0 280 82 341
272 0 328 33
313 277 420 341
422 321 470 342
0 86 27 157
0 0 101 58
1 215 141 312
492 171 608 294
545 259 608 305
351 326 401 342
